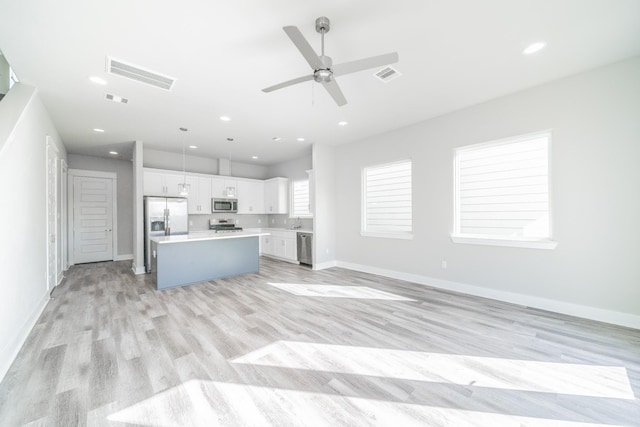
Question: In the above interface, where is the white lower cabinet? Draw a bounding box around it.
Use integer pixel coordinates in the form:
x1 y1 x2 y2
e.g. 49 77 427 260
260 230 297 263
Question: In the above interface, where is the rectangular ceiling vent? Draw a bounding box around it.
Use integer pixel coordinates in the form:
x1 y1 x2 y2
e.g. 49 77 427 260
106 57 175 91
105 93 129 104
374 66 402 83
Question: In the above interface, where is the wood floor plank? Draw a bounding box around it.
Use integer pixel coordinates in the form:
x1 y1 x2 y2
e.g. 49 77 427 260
0 258 639 426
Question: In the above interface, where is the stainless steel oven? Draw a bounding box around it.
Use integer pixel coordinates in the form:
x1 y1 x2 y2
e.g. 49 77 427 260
212 198 238 213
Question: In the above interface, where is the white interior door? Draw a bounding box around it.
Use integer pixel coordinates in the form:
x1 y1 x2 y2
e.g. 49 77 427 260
46 142 58 291
73 176 114 263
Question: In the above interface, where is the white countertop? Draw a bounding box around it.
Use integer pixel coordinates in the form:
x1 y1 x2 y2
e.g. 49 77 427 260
151 230 270 244
261 227 314 233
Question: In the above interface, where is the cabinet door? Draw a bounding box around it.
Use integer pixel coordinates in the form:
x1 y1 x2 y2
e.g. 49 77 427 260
185 175 200 214
163 173 186 197
237 180 264 214
264 177 288 214
198 177 212 214
283 237 297 261
260 235 272 255
143 171 166 196
211 177 238 198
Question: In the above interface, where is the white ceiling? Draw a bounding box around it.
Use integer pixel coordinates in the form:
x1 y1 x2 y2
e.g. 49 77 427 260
1 0 639 165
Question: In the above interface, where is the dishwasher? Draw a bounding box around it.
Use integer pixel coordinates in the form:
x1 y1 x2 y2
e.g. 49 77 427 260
297 232 313 266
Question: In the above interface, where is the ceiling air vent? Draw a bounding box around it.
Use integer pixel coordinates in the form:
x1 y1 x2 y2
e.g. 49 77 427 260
106 57 175 91
374 66 402 83
105 93 129 104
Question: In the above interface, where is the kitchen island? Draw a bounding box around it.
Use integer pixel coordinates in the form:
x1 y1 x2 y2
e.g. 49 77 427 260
150 230 269 290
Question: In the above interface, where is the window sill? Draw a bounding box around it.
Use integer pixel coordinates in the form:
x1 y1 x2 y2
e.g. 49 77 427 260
361 231 414 240
450 235 558 250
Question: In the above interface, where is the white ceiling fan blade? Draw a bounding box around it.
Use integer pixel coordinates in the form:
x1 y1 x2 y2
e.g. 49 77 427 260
283 26 323 70
332 52 399 77
262 75 314 93
322 79 347 106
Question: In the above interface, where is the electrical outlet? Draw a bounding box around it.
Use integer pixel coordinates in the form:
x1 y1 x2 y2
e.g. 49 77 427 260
236 219 240 224
189 220 193 226
271 219 275 224
258 219 261 224
441 261 447 269
284 219 287 224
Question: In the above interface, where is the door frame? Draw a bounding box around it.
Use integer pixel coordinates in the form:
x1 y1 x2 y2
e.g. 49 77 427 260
46 138 59 291
68 169 118 266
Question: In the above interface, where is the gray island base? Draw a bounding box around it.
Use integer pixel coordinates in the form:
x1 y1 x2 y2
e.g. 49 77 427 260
151 232 266 290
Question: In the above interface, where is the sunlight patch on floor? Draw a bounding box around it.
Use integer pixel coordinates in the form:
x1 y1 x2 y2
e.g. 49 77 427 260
232 341 635 400
107 379 624 427
267 282 416 301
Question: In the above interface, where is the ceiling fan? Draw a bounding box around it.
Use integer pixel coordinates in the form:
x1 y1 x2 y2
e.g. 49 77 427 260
262 16 399 107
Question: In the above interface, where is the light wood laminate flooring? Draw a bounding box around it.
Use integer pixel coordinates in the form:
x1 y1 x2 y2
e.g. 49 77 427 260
0 259 639 426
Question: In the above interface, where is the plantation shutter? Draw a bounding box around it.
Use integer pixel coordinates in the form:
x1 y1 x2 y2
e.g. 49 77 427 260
455 133 550 239
291 180 311 217
363 160 412 234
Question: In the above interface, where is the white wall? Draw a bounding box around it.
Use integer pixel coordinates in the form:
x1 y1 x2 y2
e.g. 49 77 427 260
334 57 640 326
67 154 133 258
0 83 66 380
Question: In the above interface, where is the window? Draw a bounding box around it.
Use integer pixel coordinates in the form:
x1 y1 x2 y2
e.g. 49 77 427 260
362 160 412 239
453 131 556 249
290 179 312 217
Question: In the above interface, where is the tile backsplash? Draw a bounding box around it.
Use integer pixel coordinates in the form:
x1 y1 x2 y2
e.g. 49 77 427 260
188 213 312 231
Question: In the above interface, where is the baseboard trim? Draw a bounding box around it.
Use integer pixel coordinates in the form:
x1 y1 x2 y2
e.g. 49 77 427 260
131 262 146 275
114 253 133 261
313 260 337 271
0 291 50 382
336 261 640 330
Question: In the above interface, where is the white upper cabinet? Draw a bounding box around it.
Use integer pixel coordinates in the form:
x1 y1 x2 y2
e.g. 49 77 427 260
143 169 185 197
186 175 212 214
211 176 238 198
237 179 265 214
264 177 288 214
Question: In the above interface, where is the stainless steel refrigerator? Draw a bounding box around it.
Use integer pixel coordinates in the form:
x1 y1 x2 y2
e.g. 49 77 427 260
144 196 188 273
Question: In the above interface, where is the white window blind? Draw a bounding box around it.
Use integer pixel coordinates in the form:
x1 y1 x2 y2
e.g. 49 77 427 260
363 160 412 236
454 132 551 241
291 180 311 217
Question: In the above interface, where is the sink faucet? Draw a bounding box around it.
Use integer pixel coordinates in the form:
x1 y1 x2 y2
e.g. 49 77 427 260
291 217 302 229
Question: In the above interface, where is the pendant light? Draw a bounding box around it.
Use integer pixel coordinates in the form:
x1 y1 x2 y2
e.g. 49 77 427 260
178 127 190 196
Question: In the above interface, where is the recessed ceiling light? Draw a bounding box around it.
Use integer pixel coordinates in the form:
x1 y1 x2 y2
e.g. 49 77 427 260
297 138 305 142
523 42 546 55
93 128 105 133
220 116 231 122
252 156 258 159
338 121 348 126
89 76 107 85
189 145 198 149
226 137 234 142
109 151 118 155
272 137 282 141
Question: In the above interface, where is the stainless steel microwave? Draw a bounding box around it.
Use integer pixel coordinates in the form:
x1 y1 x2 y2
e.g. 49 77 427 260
212 198 238 213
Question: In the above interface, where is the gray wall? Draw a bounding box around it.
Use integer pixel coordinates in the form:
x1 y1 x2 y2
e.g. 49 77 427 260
67 154 134 257
144 147 268 179
0 83 66 380
333 57 640 321
313 144 337 268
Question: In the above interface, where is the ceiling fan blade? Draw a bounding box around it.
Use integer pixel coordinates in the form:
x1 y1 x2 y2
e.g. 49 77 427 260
322 79 347 106
262 75 314 93
283 26 323 70
332 52 399 77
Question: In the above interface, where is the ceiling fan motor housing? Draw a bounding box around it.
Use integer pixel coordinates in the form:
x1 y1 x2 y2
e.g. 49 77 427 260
315 16 330 33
